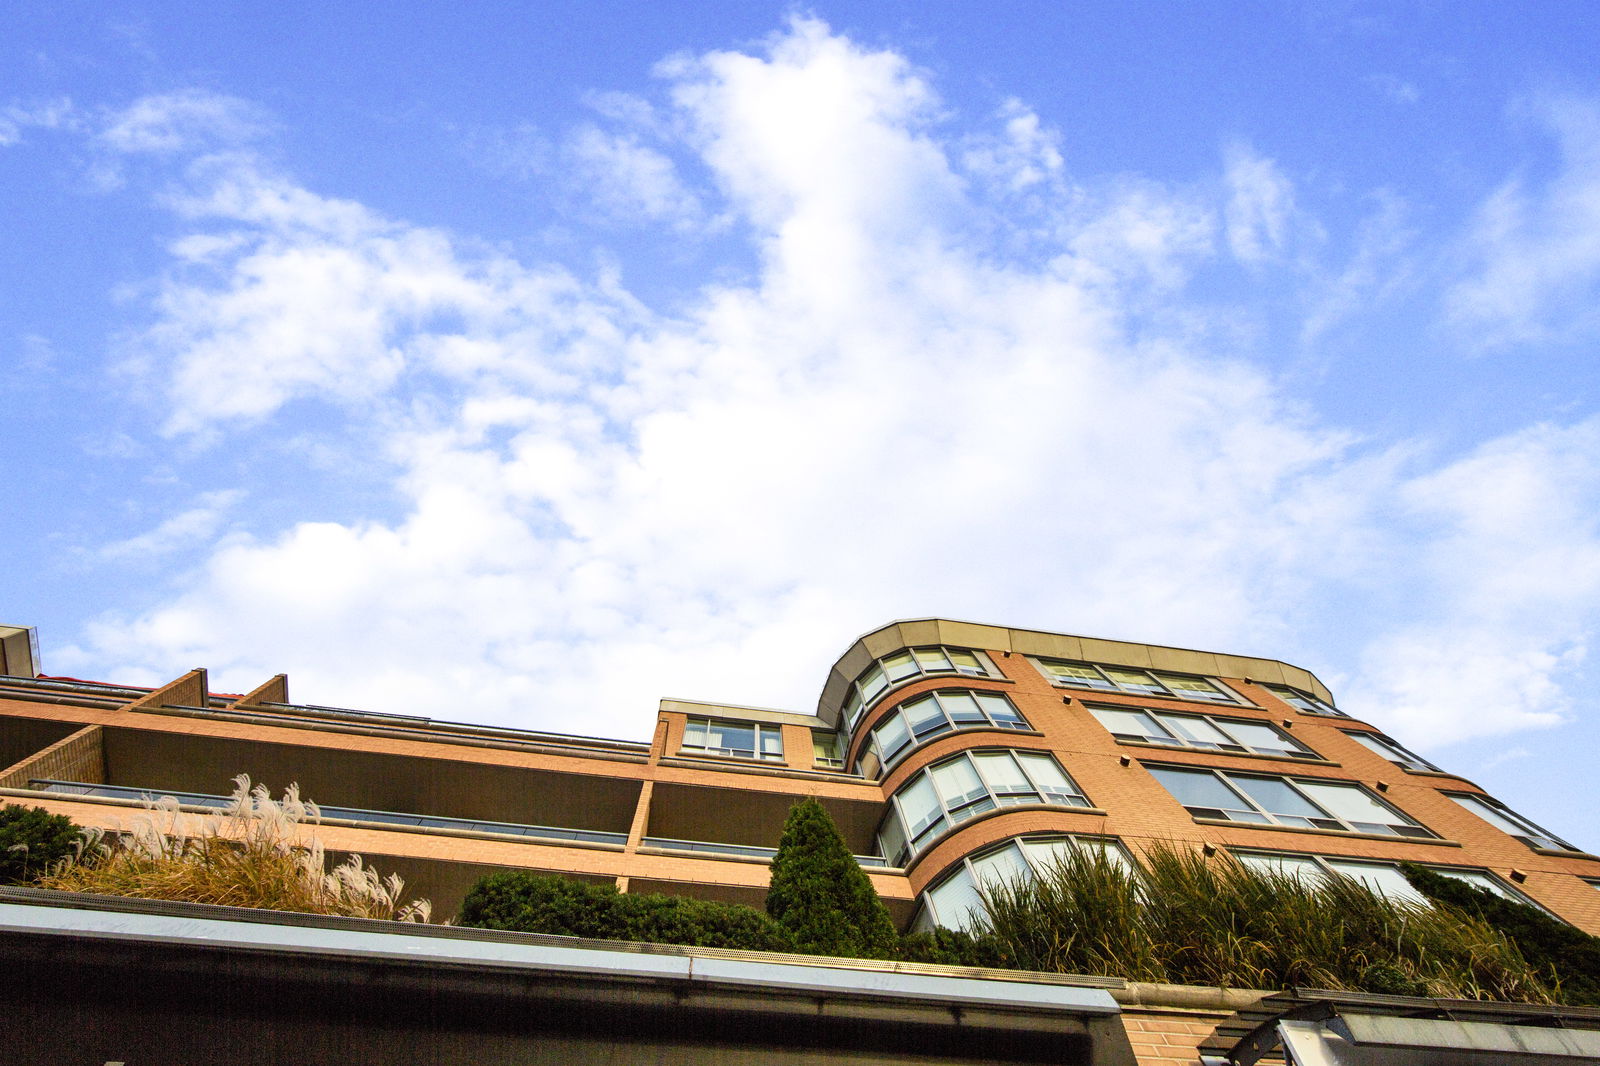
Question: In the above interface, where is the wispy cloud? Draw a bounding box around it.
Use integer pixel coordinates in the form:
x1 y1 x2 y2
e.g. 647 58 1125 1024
53 18 1600 754
98 490 243 561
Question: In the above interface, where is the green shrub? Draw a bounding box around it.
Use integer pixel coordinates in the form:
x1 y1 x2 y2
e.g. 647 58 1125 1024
459 871 792 951
1401 863 1600 1006
766 798 899 959
896 926 1012 968
0 803 84 885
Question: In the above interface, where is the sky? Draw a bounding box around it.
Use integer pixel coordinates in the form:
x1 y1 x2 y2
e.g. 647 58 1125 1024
4 2 1600 844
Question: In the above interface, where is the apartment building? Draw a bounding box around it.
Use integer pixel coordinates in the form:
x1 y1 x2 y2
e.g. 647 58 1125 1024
6 618 1600 1065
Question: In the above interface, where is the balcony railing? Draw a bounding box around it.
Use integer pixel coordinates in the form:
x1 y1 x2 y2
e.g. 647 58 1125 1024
640 834 888 867
29 780 629 847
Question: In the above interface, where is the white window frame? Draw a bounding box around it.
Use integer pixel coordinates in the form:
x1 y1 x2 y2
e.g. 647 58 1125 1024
811 730 845 770
1033 658 1242 705
1343 730 1441 773
1089 704 1316 759
917 834 1132 932
863 689 1031 772
844 646 999 730
1231 849 1539 908
681 717 785 761
1446 792 1575 852
878 750 1092 866
1147 764 1436 838
1264 683 1348 718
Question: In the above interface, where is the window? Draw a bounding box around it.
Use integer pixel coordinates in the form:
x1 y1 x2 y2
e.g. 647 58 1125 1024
877 750 1092 865
1447 792 1575 852
1343 730 1441 773
844 646 997 729
1089 705 1314 759
863 690 1030 771
1233 851 1535 908
1264 683 1347 717
918 835 1131 932
1147 765 1434 837
812 731 845 770
681 718 784 761
1034 658 1240 704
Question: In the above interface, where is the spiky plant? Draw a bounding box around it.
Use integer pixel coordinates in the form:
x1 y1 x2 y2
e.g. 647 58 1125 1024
978 842 1550 1001
38 774 430 922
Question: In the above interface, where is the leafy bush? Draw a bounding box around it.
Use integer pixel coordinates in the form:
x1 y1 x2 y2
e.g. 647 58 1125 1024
0 803 84 884
766 798 898 958
896 926 1012 968
978 843 1551 1000
460 871 793 951
37 775 430 921
1402 863 1600 1005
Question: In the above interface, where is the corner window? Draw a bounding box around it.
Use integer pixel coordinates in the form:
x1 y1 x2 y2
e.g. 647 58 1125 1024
1035 658 1239 704
877 750 1092 866
1343 731 1441 773
812 731 845 770
1264 683 1347 718
681 718 784 761
1089 705 1314 759
919 835 1131 932
1233 851 1536 908
1147 765 1434 838
844 646 997 729
1446 792 1575 852
864 690 1030 772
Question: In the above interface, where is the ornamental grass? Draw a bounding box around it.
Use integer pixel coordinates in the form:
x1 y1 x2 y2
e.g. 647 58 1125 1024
37 774 431 922
979 842 1552 1002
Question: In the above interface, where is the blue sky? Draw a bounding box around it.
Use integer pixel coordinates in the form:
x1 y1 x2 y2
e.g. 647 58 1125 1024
5 3 1600 845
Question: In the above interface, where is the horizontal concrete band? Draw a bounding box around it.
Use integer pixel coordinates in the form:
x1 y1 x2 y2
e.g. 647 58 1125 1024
0 896 1120 1017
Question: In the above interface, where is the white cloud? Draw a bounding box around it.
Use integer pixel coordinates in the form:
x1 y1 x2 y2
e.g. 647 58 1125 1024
1223 143 1296 264
63 22 1600 757
98 490 244 561
1447 95 1600 348
0 97 75 146
567 126 703 226
99 89 268 155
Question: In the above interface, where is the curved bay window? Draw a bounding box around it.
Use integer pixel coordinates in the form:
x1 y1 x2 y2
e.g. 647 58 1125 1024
917 834 1130 932
1148 765 1434 838
843 646 998 730
861 690 1030 773
876 749 1091 867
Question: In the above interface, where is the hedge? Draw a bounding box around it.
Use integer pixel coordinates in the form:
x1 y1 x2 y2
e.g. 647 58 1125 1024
459 871 794 951
0 803 83 885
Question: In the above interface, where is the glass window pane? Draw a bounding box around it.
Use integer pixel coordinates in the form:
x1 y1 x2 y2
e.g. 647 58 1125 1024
883 651 919 682
708 721 756 755
1149 767 1246 812
1236 852 1321 882
938 691 987 723
684 719 708 747
1449 794 1569 849
759 726 784 757
1231 776 1326 820
931 756 989 808
860 665 889 703
1155 713 1234 747
1297 781 1410 828
1091 707 1171 742
1103 666 1166 694
1019 837 1075 873
1214 719 1304 755
949 649 985 674
897 775 945 839
1431 867 1520 901
927 866 985 931
1158 674 1229 701
970 843 1030 889
976 692 1025 726
1046 661 1115 689
913 647 951 670
1018 753 1084 805
973 751 1032 793
874 712 913 762
904 694 951 737
877 810 908 866
1323 860 1427 905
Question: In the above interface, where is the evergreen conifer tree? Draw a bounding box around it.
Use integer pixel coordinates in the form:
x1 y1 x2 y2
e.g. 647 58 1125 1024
766 797 898 958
